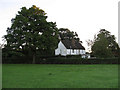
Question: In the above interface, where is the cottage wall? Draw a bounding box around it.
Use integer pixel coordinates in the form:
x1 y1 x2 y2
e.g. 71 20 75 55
80 50 85 54
55 41 67 56
67 49 85 55
55 41 86 57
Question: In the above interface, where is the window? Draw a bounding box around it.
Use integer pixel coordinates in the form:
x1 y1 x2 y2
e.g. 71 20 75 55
72 49 74 53
60 49 62 54
79 50 80 54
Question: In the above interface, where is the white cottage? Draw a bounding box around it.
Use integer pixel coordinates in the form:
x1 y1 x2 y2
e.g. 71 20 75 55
55 39 86 58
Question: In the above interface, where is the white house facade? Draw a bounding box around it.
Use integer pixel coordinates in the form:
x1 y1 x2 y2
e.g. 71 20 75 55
55 39 86 58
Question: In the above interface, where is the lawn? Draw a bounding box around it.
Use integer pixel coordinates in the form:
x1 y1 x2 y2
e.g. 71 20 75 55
2 64 118 88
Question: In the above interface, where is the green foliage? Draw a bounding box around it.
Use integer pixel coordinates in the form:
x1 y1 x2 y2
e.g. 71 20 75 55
3 5 59 63
92 32 113 58
58 28 80 42
2 56 119 64
37 58 118 64
91 29 120 58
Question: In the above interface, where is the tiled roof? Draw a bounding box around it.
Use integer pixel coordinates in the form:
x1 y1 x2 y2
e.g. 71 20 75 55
61 39 85 50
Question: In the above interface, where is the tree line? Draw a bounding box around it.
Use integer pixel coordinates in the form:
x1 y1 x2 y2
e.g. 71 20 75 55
2 5 120 63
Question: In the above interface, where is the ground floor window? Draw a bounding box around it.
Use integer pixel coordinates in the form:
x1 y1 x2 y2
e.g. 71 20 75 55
79 49 80 54
72 49 74 53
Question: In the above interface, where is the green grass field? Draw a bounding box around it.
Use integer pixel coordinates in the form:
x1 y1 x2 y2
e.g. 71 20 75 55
2 64 118 88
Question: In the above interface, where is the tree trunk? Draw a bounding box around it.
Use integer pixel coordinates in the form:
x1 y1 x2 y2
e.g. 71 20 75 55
32 54 35 64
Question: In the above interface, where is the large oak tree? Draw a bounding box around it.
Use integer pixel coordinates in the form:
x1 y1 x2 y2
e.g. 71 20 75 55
4 5 58 63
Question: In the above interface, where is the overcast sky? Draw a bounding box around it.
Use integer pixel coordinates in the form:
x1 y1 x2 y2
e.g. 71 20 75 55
0 0 119 50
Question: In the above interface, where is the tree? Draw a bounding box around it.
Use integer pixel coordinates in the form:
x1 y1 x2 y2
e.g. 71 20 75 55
92 32 113 58
0 38 6 49
86 34 97 53
3 5 58 63
58 28 81 42
86 39 94 53
91 29 119 58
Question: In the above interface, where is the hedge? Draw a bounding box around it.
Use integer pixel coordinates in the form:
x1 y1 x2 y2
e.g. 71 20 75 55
2 55 119 64
36 58 119 64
